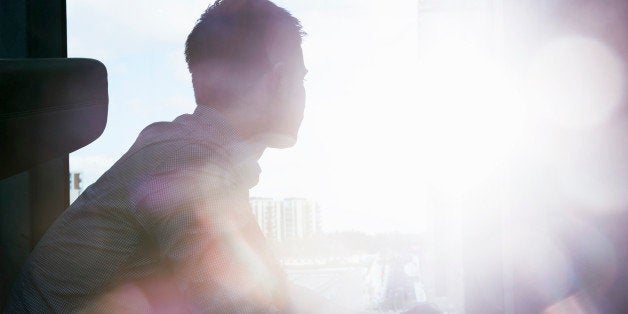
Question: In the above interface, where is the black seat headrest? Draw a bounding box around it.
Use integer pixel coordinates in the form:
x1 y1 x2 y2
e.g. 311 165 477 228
0 58 108 179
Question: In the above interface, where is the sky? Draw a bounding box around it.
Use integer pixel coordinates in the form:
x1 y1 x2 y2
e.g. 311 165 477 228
67 0 628 234
67 0 427 233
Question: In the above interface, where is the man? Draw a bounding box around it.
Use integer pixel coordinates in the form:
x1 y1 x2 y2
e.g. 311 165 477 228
6 0 307 312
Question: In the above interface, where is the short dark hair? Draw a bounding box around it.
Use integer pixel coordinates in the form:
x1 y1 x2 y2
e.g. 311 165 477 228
185 0 304 107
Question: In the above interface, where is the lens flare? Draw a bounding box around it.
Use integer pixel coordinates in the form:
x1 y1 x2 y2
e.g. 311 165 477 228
526 36 625 128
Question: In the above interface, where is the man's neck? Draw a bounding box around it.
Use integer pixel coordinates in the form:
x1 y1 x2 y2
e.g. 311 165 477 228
215 104 265 140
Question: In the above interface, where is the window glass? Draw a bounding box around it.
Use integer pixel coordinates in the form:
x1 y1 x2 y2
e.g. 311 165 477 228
67 1 513 313
68 0 628 312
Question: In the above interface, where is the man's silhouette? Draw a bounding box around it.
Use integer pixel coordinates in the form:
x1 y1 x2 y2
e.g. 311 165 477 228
6 0 307 311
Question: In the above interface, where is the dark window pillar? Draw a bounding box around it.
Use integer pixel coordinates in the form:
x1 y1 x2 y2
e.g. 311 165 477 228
0 0 68 307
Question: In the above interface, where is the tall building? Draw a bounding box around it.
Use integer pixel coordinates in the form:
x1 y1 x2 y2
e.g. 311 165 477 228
249 197 283 241
281 198 321 240
249 197 322 241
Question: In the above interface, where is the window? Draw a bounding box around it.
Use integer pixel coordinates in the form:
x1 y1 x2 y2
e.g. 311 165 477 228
68 1 628 313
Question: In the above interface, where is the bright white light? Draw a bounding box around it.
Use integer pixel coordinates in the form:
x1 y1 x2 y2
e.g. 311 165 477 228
521 37 628 214
410 41 526 197
526 36 625 128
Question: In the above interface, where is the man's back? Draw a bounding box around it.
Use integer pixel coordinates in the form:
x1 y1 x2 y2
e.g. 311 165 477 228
7 0 307 311
7 106 285 312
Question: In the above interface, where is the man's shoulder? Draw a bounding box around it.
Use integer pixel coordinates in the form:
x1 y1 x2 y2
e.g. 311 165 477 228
135 117 193 147
154 140 232 174
127 113 230 159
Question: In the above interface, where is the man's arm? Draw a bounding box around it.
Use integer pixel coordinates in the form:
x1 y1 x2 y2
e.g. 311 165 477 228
135 143 287 312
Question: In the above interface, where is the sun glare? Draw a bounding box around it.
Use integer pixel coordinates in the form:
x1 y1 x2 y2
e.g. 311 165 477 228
526 36 625 129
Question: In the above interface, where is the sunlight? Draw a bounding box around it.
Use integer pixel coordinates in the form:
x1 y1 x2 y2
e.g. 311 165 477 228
526 36 625 129
61 1 628 312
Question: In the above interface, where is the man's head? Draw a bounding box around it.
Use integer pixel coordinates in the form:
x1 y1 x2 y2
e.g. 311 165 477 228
185 0 307 148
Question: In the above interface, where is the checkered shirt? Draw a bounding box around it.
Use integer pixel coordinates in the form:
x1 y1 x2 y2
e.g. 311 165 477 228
6 105 288 313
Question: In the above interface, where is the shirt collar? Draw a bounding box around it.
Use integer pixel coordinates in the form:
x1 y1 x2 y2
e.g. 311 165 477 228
192 105 265 188
193 105 240 145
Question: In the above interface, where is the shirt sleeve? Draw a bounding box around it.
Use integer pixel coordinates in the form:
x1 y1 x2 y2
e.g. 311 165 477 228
135 142 287 312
